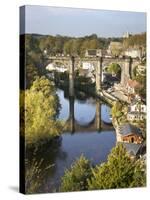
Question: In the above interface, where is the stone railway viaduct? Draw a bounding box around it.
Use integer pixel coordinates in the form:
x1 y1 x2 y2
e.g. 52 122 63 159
45 56 140 133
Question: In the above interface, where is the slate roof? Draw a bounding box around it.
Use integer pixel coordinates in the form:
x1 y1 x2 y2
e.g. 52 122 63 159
118 142 143 156
130 98 146 106
119 123 142 136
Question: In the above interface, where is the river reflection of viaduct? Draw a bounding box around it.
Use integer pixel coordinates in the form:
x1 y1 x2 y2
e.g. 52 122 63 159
46 56 140 133
64 96 114 133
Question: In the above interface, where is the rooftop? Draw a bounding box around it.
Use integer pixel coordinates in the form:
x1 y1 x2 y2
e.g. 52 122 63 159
119 123 142 136
118 142 143 156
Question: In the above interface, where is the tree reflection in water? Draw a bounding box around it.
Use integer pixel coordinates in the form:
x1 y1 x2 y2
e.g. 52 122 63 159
25 137 68 194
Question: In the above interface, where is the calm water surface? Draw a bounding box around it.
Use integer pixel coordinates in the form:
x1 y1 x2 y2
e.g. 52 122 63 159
26 89 116 193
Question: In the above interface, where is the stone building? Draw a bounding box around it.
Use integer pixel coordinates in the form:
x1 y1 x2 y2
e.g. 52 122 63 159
124 48 142 58
117 123 143 144
127 99 146 121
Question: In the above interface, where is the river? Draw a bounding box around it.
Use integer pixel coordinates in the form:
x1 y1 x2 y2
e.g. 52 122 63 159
26 89 116 193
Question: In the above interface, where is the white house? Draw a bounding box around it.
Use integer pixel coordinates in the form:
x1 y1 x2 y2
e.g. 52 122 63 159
129 101 146 113
82 62 94 71
124 48 142 58
46 63 67 73
127 112 145 121
46 63 55 71
127 100 146 121
56 66 67 73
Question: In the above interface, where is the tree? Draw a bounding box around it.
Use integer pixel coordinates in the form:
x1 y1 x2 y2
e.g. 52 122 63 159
20 77 62 145
133 66 138 78
88 144 146 190
63 39 80 56
30 76 60 116
60 155 92 192
123 33 146 49
107 63 121 76
109 43 123 56
133 74 146 99
111 101 124 123
26 64 39 88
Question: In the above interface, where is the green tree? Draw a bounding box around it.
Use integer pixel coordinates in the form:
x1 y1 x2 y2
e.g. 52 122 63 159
107 63 121 76
30 76 60 116
123 33 146 49
110 43 122 56
20 77 62 145
88 144 146 190
133 66 138 78
111 101 124 123
63 39 80 56
60 155 92 192
26 64 39 88
133 74 146 99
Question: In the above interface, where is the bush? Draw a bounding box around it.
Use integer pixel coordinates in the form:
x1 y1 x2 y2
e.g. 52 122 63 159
60 155 92 192
88 144 146 190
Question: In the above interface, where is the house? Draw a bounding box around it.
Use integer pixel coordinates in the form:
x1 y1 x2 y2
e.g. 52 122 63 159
46 63 67 72
124 48 141 58
46 63 55 71
127 112 146 121
127 99 146 121
124 46 145 59
126 79 143 94
117 123 143 144
85 49 105 57
128 100 146 113
82 62 94 71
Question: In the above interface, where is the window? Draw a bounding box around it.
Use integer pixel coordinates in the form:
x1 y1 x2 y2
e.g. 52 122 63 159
131 137 134 143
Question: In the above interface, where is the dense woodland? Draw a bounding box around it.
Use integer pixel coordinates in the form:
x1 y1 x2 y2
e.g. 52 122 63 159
25 33 122 56
24 32 146 57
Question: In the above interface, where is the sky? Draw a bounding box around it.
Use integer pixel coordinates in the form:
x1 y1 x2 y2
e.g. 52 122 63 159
21 5 146 37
